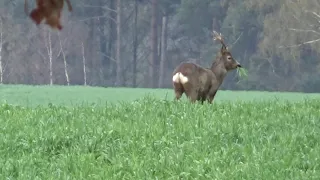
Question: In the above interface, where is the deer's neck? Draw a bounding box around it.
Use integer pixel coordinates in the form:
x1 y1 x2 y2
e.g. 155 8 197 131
210 60 227 84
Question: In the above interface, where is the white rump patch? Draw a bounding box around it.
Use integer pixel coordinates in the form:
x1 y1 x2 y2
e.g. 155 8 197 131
179 73 189 84
172 72 189 84
172 73 180 83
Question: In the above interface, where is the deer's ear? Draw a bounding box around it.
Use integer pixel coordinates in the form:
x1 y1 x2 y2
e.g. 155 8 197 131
221 46 227 53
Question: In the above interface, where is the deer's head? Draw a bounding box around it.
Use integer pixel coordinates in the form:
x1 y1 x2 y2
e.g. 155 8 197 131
213 31 241 71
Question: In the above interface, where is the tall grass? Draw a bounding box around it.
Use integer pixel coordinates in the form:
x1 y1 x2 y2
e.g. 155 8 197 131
1 96 320 179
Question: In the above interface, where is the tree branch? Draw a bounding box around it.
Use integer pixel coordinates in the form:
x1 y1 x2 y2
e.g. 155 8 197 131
229 32 243 49
288 28 320 35
304 10 320 20
278 38 320 48
78 15 116 24
78 3 117 13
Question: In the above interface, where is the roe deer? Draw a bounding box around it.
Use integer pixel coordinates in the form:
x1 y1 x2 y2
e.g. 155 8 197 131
172 30 241 104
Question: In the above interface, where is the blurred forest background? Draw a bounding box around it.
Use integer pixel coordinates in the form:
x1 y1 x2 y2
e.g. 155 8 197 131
0 0 320 92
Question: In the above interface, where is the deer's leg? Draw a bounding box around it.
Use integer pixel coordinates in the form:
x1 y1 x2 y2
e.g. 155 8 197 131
207 90 217 104
200 97 205 104
189 94 198 103
199 93 206 104
186 90 198 103
174 90 183 101
173 82 184 101
183 83 199 103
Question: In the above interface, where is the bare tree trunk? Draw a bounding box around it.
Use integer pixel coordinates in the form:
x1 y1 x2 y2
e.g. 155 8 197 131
0 18 3 84
49 32 53 85
109 0 116 82
115 0 122 86
158 16 168 88
132 0 138 87
150 0 158 88
44 28 53 85
58 32 70 85
82 42 87 86
99 0 107 66
98 0 108 85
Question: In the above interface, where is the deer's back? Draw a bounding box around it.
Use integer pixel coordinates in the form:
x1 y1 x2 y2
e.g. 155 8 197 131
173 62 198 76
173 62 214 88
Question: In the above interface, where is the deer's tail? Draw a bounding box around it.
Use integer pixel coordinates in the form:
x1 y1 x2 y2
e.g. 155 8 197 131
172 72 189 84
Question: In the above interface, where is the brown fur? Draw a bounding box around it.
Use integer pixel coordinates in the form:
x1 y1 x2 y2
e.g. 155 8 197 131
25 0 73 30
172 31 241 104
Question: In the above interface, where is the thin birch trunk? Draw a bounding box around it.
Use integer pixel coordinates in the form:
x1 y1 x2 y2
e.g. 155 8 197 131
150 0 158 88
58 32 70 85
115 0 122 86
158 16 168 88
132 0 138 87
44 28 53 85
0 18 3 84
81 42 87 86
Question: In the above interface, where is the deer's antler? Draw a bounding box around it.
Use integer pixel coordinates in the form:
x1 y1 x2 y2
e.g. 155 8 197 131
212 30 228 50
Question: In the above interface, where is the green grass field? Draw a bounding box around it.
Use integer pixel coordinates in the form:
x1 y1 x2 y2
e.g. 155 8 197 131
1 84 320 179
1 84 320 107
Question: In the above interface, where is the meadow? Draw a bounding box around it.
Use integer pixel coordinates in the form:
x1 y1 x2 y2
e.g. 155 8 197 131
0 84 320 179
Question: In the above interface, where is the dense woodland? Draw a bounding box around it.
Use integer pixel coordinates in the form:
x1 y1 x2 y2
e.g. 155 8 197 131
0 0 320 92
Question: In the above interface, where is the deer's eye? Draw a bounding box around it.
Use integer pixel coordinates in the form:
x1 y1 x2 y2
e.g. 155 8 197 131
227 56 232 60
